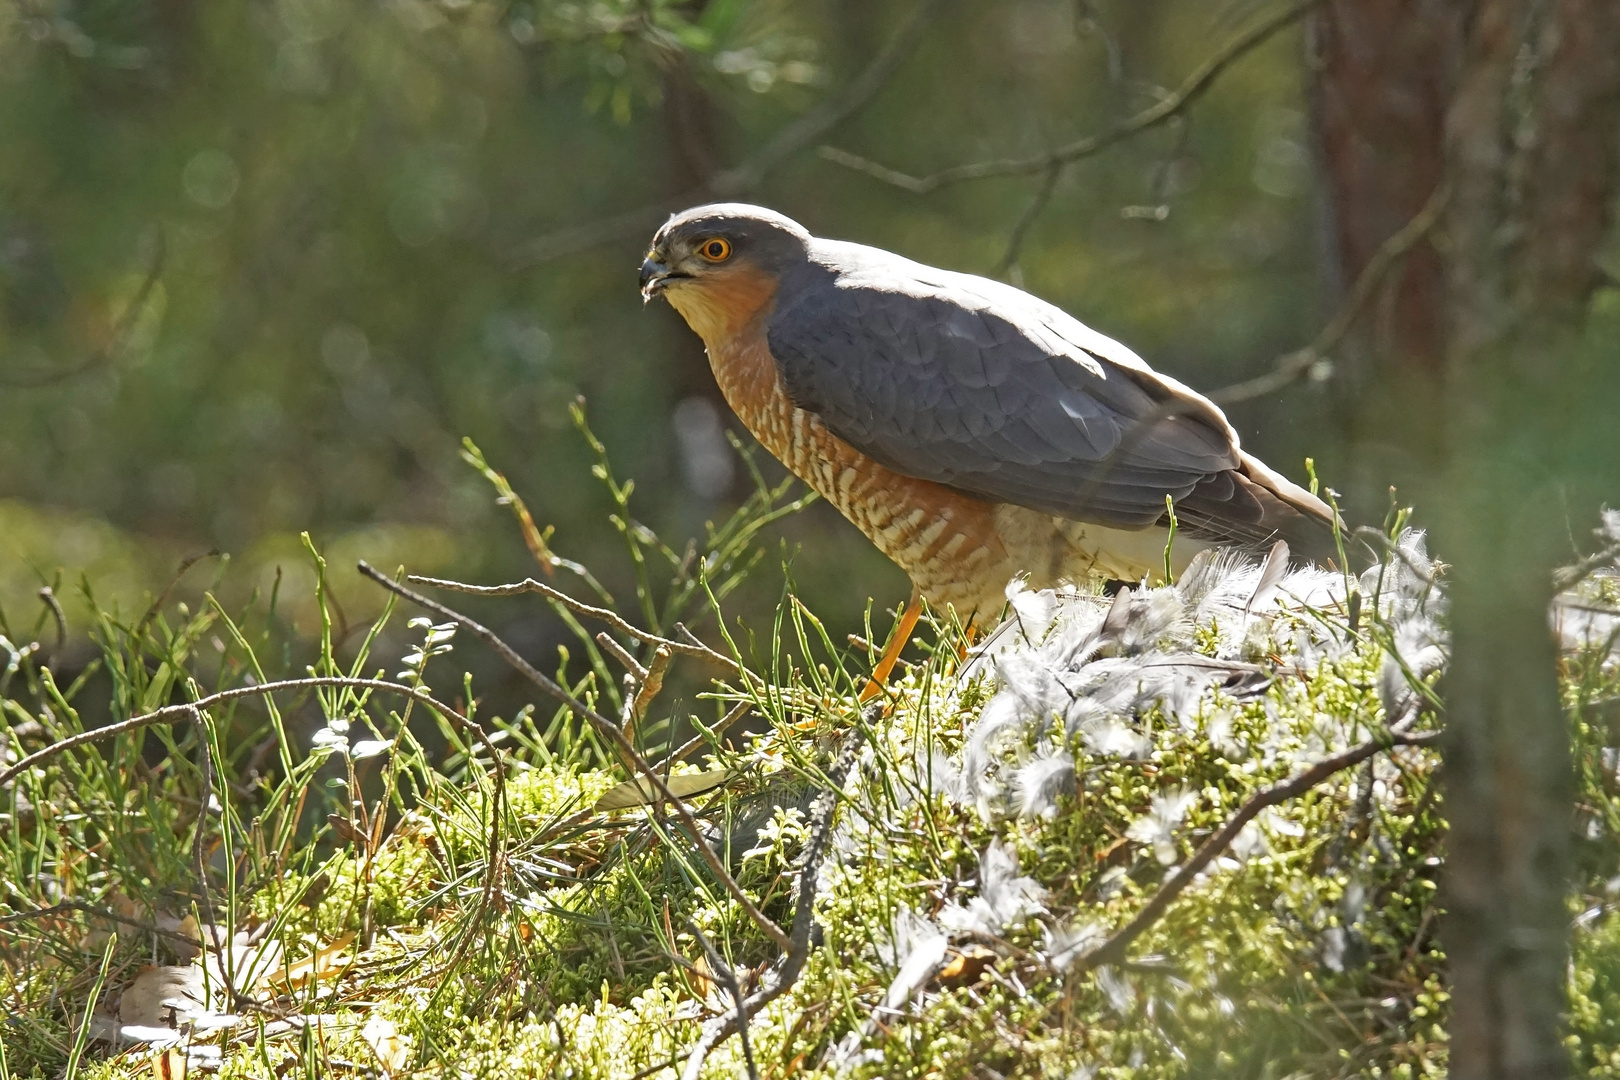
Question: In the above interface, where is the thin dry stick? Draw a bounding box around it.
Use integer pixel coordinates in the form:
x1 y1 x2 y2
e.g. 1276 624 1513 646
514 0 943 265
678 705 875 1080
1553 535 1620 592
408 572 739 675
1072 728 1441 974
687 921 761 1080
655 700 752 773
1209 183 1450 404
820 0 1322 194
359 562 792 952
596 632 649 681
993 161 1065 279
0 900 203 949
628 645 673 728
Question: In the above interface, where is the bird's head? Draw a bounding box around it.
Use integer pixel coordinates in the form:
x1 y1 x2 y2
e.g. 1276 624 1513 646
640 203 811 345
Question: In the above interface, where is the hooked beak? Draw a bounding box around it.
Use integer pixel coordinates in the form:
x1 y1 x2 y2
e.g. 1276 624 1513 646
639 256 688 301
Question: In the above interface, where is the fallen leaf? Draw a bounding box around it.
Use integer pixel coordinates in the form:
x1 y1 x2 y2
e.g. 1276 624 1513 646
362 1014 412 1075
593 769 736 811
261 932 357 993
935 945 995 988
120 966 207 1028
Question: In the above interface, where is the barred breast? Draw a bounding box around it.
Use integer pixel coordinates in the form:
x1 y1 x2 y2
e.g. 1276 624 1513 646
704 332 1204 623
705 335 1020 618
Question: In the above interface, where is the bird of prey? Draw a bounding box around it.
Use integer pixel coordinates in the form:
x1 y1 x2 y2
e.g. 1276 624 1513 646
641 204 1335 688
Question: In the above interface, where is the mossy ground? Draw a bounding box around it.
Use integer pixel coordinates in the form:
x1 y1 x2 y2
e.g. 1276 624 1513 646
4 448 1619 1079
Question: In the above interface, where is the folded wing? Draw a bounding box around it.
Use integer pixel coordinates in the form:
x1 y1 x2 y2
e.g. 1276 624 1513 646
768 254 1248 532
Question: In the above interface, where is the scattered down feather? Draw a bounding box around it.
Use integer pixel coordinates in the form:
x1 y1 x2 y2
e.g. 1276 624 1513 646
959 531 1441 816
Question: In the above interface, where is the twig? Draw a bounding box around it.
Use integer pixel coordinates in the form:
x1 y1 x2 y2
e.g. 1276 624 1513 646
687 921 760 1080
820 0 1322 194
359 562 792 952
1209 183 1450 404
0 229 166 389
408 572 739 675
596 632 649 681
1070 727 1441 974
512 0 943 266
629 645 673 726
654 699 751 773
36 586 66 665
134 549 224 643
992 162 1065 279
678 704 874 1080
1553 537 1620 593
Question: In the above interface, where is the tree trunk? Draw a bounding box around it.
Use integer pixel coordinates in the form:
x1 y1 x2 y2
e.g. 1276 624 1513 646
1436 2 1620 1078
1309 0 1462 497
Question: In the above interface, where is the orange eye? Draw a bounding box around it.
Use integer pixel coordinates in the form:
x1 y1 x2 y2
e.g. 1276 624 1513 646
698 237 732 262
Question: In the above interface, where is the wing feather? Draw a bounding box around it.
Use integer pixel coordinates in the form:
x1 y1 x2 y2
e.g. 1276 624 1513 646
768 244 1241 530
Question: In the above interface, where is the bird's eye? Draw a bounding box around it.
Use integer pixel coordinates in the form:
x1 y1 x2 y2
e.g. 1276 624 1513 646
698 238 732 262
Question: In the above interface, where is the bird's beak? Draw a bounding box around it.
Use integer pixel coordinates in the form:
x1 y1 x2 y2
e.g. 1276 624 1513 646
639 256 684 301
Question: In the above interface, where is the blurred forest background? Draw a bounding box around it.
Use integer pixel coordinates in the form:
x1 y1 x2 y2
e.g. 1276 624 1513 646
5 1 1620 1073
0 0 1378 665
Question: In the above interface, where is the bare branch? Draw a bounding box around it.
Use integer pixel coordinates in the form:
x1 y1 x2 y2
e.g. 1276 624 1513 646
1552 517 1620 592
1071 727 1441 974
821 0 1323 195
359 562 793 952
992 162 1065 280
629 645 673 727
512 0 943 266
1209 183 1450 404
686 920 760 1080
0 899 202 949
654 699 751 773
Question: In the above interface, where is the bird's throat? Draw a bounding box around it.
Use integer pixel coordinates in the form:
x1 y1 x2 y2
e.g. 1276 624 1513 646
663 267 779 350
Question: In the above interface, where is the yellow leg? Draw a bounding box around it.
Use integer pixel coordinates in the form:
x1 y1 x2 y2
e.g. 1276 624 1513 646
860 586 923 703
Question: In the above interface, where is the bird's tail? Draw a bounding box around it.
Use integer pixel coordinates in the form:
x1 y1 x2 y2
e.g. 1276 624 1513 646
1171 453 1343 567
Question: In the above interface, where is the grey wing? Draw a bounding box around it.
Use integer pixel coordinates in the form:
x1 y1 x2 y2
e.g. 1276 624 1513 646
765 277 1242 530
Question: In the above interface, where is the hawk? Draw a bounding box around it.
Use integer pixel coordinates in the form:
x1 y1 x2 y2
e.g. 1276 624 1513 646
641 204 1335 689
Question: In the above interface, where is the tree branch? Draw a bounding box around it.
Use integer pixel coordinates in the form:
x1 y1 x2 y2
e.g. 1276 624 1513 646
512 0 944 266
1209 182 1450 404
820 0 1323 195
1072 727 1441 974
992 162 1064 279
